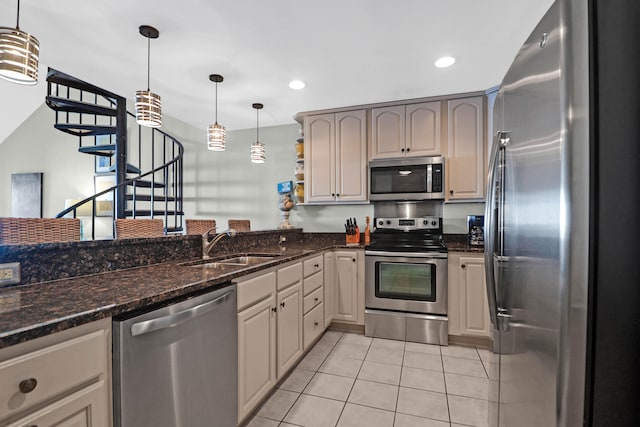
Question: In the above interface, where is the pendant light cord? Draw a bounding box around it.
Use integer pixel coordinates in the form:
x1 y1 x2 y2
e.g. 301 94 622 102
146 36 151 91
16 0 20 29
256 108 259 142
214 82 218 123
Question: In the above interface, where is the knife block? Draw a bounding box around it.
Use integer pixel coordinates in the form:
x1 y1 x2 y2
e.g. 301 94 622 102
345 228 360 245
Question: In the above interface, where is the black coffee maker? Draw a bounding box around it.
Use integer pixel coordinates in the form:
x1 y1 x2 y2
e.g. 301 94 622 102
467 215 485 247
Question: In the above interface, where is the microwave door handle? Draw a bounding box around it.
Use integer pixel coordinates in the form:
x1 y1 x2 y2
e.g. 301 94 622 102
427 164 433 193
485 131 510 331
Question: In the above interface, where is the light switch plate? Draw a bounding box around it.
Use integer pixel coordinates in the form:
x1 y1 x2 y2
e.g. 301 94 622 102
0 263 20 286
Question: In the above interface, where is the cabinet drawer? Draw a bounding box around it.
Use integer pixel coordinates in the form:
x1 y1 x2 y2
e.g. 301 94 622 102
277 262 302 291
303 286 323 314
303 270 323 296
304 303 325 349
0 329 107 420
237 271 276 311
303 255 323 278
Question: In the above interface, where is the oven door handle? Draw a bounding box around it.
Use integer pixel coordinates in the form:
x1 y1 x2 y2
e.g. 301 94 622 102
365 250 448 259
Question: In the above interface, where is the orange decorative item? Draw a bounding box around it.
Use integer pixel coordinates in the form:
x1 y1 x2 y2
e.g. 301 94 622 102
364 216 371 245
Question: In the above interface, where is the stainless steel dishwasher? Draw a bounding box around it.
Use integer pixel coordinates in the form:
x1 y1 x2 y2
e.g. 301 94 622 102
113 284 237 427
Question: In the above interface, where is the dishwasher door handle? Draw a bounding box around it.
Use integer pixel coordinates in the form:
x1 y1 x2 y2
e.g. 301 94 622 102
130 290 233 337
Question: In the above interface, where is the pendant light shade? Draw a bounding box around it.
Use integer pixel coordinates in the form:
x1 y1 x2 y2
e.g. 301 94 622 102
207 74 226 151
135 25 161 128
250 103 265 163
0 0 39 85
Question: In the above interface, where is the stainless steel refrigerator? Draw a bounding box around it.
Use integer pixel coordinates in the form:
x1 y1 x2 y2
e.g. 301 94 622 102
485 0 640 425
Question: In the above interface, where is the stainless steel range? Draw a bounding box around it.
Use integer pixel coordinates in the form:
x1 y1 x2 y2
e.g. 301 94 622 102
365 215 448 345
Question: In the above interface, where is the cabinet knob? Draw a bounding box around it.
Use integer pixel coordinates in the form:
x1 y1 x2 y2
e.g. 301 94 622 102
314 263 319 268
332 193 335 197
272 307 277 313
461 264 466 269
314 297 319 302
19 378 38 394
352 258 356 262
450 190 454 195
336 193 340 197
401 148 405 152
314 321 319 326
280 301 286 308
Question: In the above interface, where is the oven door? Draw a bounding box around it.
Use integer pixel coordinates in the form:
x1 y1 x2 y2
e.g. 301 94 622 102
365 251 447 315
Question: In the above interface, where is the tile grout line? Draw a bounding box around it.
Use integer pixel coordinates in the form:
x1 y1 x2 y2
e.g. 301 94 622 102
440 343 452 425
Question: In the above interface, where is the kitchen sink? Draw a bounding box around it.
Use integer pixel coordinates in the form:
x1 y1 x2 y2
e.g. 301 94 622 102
217 255 278 265
181 254 280 269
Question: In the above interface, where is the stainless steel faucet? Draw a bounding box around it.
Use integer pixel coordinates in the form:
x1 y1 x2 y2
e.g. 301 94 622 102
202 228 237 258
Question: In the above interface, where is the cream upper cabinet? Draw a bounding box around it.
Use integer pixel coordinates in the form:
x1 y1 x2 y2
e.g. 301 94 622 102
304 110 367 203
446 96 485 200
371 102 442 159
371 105 405 159
406 102 442 156
448 253 491 338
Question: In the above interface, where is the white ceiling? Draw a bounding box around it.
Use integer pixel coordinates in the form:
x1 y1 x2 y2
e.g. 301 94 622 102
0 0 554 143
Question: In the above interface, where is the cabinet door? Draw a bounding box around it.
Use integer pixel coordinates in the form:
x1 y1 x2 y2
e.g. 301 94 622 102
406 101 442 156
323 252 335 327
334 251 358 323
447 97 485 200
305 114 336 202
335 110 368 202
371 105 405 159
276 283 303 379
6 381 108 427
238 294 276 422
459 256 491 337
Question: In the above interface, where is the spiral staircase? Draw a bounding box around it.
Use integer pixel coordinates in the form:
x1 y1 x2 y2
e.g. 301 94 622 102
46 68 184 239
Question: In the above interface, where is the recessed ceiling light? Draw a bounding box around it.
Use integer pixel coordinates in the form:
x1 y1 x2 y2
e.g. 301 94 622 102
435 56 456 68
289 80 306 90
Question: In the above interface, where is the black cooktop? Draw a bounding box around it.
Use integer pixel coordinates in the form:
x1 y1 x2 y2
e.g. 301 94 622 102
366 228 448 253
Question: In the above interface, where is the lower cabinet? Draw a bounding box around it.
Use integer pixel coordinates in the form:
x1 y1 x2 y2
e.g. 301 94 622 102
276 282 303 377
448 253 491 338
323 252 335 327
0 319 111 427
330 250 365 325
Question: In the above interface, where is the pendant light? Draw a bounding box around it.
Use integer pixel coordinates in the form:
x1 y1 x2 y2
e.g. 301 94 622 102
135 25 161 128
0 0 39 85
250 103 265 163
207 74 226 151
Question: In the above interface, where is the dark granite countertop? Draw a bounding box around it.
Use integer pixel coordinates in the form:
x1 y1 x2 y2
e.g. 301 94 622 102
0 236 365 350
446 242 485 253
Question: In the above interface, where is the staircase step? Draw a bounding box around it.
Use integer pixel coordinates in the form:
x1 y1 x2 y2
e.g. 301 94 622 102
47 68 122 101
78 144 116 157
125 210 185 217
128 180 165 189
46 96 117 117
108 163 142 174
55 124 117 137
126 194 177 202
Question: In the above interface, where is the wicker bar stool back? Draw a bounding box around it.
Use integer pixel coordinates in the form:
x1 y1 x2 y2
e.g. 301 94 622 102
0 217 81 245
115 219 165 239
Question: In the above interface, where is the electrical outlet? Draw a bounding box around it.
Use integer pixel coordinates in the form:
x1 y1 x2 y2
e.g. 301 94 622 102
0 263 20 286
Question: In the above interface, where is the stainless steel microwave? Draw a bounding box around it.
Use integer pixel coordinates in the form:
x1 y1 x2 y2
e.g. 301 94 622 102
369 156 445 201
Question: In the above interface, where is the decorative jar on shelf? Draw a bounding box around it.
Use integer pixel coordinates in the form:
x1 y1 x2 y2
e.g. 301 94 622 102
295 138 304 159
295 163 304 181
294 182 304 202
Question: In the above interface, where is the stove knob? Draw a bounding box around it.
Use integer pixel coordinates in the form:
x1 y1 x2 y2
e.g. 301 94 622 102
386 220 391 225
431 220 437 226
423 220 428 225
378 221 384 226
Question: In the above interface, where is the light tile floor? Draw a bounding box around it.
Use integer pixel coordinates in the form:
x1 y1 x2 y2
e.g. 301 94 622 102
247 331 496 427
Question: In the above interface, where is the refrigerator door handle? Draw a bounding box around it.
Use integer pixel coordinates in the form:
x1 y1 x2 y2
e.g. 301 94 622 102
485 130 510 331
130 290 233 336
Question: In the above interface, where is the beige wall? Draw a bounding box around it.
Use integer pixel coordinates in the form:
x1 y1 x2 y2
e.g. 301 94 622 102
0 103 481 236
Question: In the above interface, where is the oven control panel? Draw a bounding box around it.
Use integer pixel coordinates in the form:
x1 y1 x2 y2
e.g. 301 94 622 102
375 217 441 231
